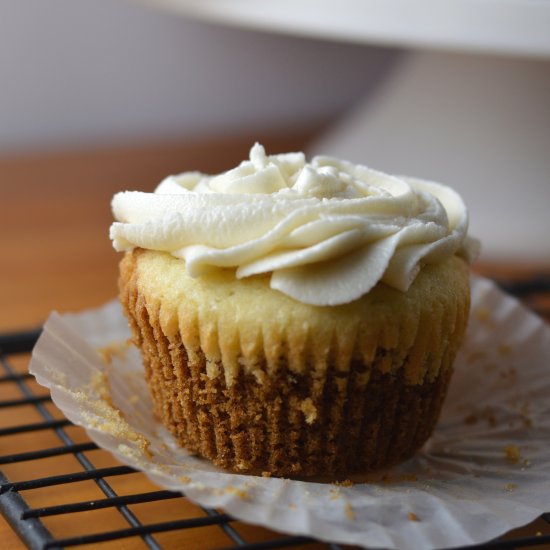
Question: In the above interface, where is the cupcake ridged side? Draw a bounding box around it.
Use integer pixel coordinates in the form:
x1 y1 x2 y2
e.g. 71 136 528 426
119 249 469 477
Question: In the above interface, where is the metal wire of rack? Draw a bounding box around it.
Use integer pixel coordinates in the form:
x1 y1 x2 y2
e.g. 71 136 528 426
1 275 549 550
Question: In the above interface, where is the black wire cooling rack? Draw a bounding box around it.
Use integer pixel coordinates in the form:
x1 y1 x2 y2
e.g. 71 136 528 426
1 275 550 550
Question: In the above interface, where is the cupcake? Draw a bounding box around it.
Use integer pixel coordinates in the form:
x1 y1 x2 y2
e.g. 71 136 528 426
110 144 478 477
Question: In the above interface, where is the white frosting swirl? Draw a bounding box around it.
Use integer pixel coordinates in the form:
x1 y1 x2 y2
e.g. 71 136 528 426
110 143 478 306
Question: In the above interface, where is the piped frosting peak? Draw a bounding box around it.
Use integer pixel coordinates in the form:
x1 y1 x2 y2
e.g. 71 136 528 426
111 143 478 305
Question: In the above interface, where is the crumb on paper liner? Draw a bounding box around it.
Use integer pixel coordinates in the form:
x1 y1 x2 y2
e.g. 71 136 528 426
29 276 550 550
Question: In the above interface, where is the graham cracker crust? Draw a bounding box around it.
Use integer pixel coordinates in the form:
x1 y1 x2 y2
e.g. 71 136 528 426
120 255 456 477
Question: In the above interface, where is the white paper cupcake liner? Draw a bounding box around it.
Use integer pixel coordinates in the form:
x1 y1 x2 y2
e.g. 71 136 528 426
29 276 550 550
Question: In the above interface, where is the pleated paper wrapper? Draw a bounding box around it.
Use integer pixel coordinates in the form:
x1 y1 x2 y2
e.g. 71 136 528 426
29 276 550 550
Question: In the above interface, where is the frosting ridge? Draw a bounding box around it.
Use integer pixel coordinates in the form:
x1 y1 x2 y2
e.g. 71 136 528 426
110 143 477 306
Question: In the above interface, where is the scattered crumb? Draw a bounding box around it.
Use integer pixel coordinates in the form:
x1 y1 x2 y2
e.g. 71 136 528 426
402 474 418 482
90 371 113 406
334 479 354 487
517 401 533 428
468 406 497 428
344 502 354 520
330 488 340 501
199 483 249 499
380 473 418 485
154 466 177 480
486 412 497 428
97 339 132 365
407 512 420 522
223 486 249 501
475 307 492 324
523 458 531 467
117 444 143 462
288 503 296 509
521 415 533 428
261 471 272 478
300 398 318 424
45 365 68 387
498 344 512 356
504 483 517 492
504 445 521 464
78 372 151 458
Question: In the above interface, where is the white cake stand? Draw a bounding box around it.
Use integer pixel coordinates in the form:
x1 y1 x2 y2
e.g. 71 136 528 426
137 0 550 260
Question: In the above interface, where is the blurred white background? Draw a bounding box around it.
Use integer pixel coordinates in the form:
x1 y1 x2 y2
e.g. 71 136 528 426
0 0 395 153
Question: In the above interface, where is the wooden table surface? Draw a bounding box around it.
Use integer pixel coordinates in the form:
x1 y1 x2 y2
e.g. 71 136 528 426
1 134 549 549
0 131 321 333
